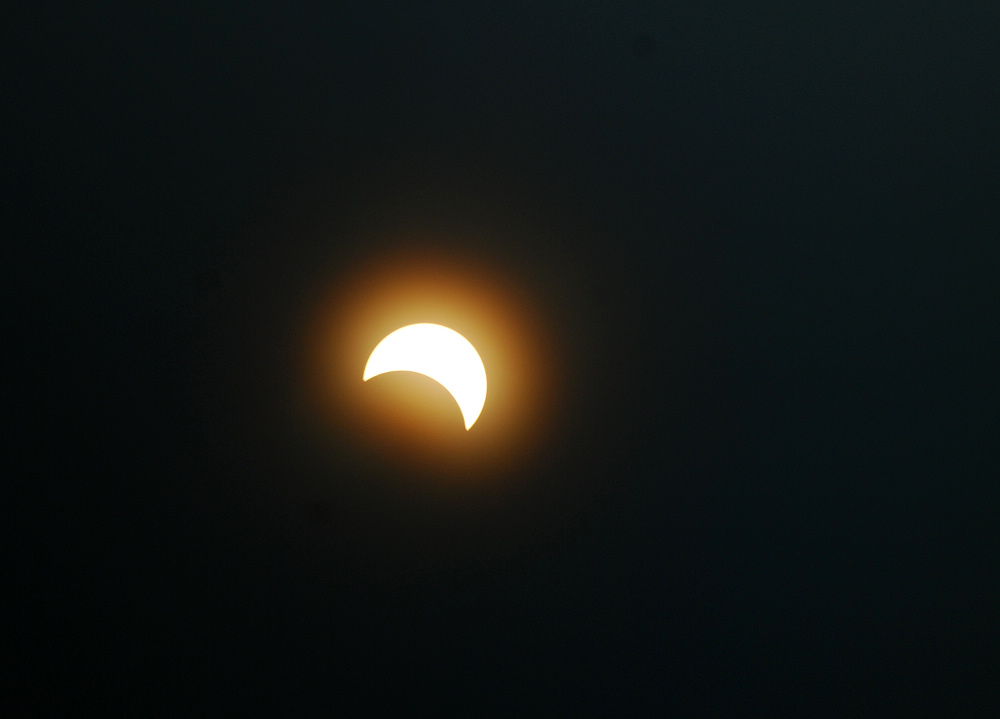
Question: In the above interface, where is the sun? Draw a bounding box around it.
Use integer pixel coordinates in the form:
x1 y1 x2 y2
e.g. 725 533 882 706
363 323 488 430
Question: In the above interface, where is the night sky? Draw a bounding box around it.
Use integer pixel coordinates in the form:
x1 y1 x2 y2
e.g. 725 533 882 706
11 2 1000 714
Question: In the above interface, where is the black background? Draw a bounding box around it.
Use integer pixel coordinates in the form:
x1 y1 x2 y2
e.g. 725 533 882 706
9 2 999 714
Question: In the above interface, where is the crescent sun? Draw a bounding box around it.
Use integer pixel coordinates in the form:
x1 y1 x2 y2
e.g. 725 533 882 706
363 323 488 430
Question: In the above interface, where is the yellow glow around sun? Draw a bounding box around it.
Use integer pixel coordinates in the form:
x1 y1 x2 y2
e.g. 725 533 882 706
363 324 487 430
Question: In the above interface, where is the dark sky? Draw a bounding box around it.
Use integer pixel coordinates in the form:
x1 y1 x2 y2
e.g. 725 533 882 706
10 2 999 714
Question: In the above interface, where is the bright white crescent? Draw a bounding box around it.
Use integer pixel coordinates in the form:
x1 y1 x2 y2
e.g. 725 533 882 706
363 324 487 430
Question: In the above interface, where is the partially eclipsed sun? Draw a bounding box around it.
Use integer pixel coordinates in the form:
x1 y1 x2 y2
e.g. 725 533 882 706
363 324 487 430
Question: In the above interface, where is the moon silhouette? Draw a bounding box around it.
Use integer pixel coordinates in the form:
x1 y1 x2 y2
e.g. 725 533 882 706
363 324 487 430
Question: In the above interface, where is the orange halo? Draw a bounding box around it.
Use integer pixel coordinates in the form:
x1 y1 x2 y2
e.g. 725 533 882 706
300 240 566 483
